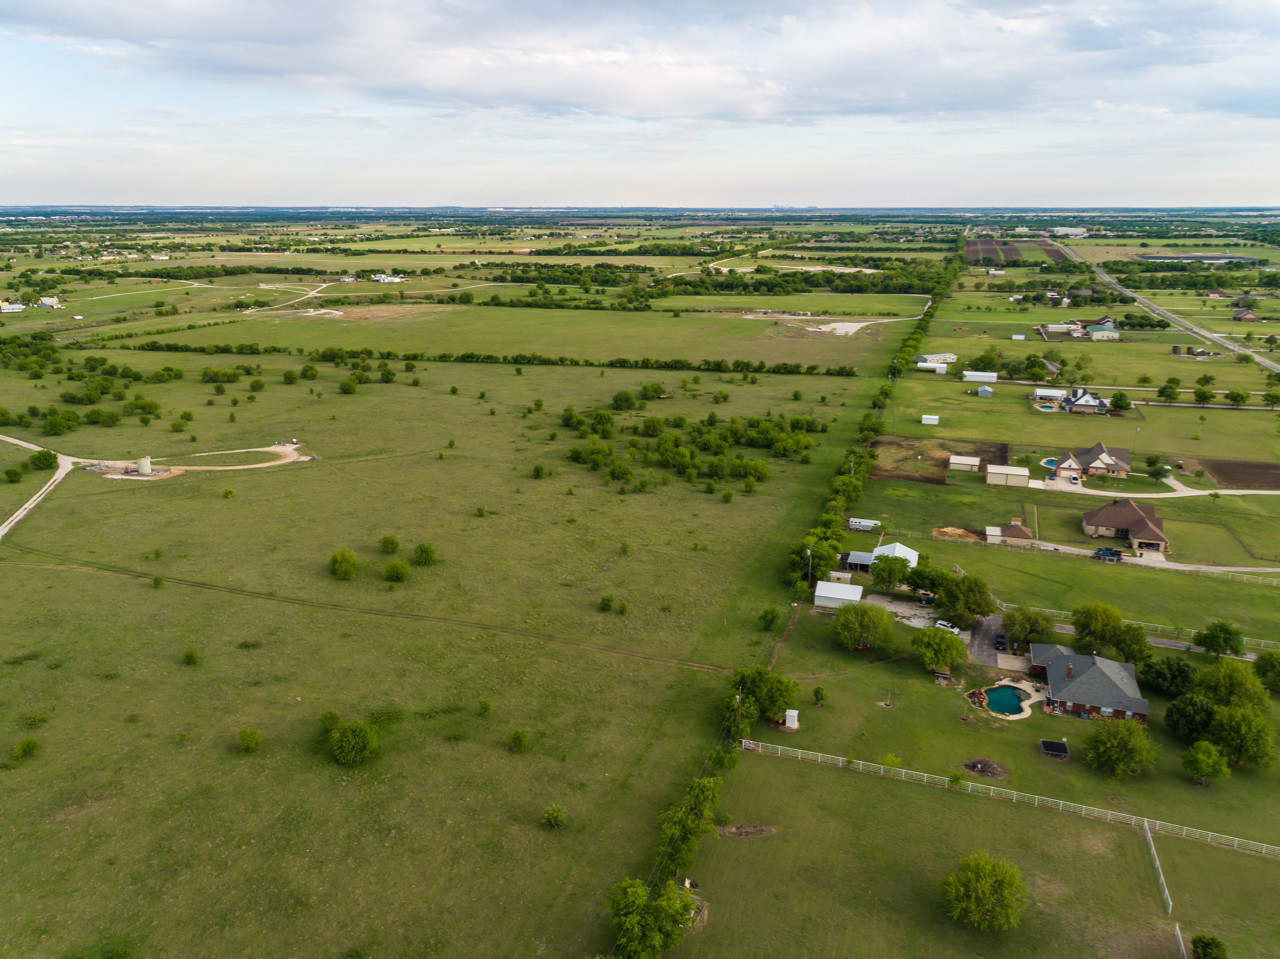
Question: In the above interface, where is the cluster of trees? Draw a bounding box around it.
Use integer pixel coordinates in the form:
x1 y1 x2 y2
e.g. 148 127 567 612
328 539 437 583
963 345 1052 381
1158 654 1275 773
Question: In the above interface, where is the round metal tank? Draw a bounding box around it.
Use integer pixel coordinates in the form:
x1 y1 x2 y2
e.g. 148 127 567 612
138 456 152 475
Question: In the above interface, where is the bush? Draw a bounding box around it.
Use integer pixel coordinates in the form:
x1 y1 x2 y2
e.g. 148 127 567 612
181 648 199 666
599 595 613 612
29 449 56 470
834 602 895 652
238 728 262 753
222 488 234 498
541 804 566 829
813 686 827 706
318 710 342 732
1191 935 1229 959
330 720 378 766
329 547 358 580
282 369 298 384
1083 718 1157 778
941 851 1029 932
477 699 492 717
379 534 400 554
413 543 437 566
4 468 20 484
152 575 164 589
758 606 780 631
339 378 357 394
509 729 529 753
384 559 410 582
12 738 38 761
367 705 404 728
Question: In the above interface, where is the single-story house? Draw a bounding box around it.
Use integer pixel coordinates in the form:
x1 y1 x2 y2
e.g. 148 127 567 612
1093 315 1119 330
1233 309 1259 322
371 273 405 283
1029 644 1149 721
1088 325 1120 342
949 454 981 472
985 464 1030 487
842 542 920 571
1231 296 1255 308
962 370 998 384
815 581 864 610
1062 388 1110 414
37 296 62 309
1033 388 1068 402
987 269 1005 276
1082 498 1169 553
985 522 1036 546
1207 289 1228 298
916 352 958 365
977 385 995 398
1043 323 1081 334
0 302 24 313
1055 442 1130 481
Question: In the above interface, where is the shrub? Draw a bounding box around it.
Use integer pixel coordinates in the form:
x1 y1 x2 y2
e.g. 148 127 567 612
477 699 492 717
181 648 199 666
384 559 409 582
12 738 38 761
222 488 234 498
413 543 437 566
367 705 404 728
541 804 566 829
282 369 298 384
238 728 262 753
152 575 164 589
1191 935 1229 959
329 547 357 580
509 729 529 753
29 449 56 470
379 534 400 554
759 606 781 631
330 720 378 765
813 686 827 706
722 489 734 503
318 710 342 732
941 851 1029 932
339 378 357 394
4 468 20 484
599 595 613 612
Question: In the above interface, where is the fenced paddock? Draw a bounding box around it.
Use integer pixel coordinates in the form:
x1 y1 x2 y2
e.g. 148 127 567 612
742 740 1280 861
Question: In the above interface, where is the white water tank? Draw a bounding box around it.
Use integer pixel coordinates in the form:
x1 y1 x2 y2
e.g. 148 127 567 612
783 709 799 730
138 456 152 475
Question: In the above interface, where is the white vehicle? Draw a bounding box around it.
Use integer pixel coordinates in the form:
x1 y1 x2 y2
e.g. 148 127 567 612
934 620 961 635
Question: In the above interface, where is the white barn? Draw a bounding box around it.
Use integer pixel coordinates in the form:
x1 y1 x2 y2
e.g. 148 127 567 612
962 371 999 384
814 581 864 610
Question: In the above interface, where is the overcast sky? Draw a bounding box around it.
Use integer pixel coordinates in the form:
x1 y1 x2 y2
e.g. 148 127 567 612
0 0 1276 207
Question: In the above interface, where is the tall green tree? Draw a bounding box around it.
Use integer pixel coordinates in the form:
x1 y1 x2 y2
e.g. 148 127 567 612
1206 706 1275 766
1001 606 1056 646
606 879 695 959
941 851 1029 932
1166 693 1217 744
1083 718 1158 778
834 602 895 653
1197 659 1269 713
1181 741 1231 786
1193 620 1245 660
1252 650 1280 694
1070 603 1125 655
912 627 968 672
935 574 995 629
870 554 911 594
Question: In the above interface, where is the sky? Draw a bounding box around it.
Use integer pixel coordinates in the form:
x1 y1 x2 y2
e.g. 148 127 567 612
0 0 1277 207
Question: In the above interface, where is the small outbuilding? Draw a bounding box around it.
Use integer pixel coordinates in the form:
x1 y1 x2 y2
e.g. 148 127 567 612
985 464 1030 487
977 385 995 398
783 709 800 730
1033 388 1068 402
962 371 998 384
814 581 864 610
916 362 949 374
985 522 1035 546
949 454 981 472
921 414 940 425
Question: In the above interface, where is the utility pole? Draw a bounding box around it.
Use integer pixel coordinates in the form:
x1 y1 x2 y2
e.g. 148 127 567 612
806 547 813 588
735 686 743 743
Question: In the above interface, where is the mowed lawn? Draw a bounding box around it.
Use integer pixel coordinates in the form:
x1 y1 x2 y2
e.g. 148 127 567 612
122 303 896 369
656 293 930 316
683 753 1192 959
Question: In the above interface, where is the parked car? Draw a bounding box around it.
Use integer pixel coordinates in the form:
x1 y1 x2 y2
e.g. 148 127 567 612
1069 475 1080 484
935 620 961 635
1093 547 1124 561
919 595 937 605
994 638 1007 652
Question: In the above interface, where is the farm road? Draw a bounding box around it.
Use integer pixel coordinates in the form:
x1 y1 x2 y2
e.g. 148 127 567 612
1043 473 1280 502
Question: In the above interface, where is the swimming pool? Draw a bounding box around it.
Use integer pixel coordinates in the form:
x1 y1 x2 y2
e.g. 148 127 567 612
1037 404 1056 411
984 685 1029 716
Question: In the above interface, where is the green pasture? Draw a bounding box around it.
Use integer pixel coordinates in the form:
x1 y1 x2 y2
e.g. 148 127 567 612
0 563 722 959
653 293 928 316
886 378 1280 461
106 303 898 369
685 752 1204 959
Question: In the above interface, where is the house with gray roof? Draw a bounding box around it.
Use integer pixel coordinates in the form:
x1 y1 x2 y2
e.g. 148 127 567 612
1029 644 1149 721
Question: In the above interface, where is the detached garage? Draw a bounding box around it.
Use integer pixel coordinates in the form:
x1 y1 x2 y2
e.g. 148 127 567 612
986 464 1030 487
814 581 864 610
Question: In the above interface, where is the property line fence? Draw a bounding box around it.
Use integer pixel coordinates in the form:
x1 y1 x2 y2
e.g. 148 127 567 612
1144 821 1173 914
1175 923 1188 959
742 740 1280 861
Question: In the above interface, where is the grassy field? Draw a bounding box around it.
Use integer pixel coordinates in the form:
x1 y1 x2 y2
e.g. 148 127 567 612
684 752 1204 959
653 293 929 316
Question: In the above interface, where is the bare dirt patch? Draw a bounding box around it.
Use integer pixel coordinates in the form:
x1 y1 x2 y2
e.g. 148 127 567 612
872 436 1009 483
1203 458 1280 490
963 758 1008 779
716 825 776 838
932 526 982 542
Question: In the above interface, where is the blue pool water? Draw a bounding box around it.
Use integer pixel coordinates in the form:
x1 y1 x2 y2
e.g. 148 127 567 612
985 685 1029 715
1044 458 1057 467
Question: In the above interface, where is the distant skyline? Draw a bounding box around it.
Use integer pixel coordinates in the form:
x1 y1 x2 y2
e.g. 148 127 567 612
1 1 1277 207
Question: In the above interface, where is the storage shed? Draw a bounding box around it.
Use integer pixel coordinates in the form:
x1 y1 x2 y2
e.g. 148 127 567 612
921 414 940 425
783 709 800 730
977 385 995 398
986 464 1031 487
814 581 864 609
948 454 981 472
962 371 998 384
916 362 949 374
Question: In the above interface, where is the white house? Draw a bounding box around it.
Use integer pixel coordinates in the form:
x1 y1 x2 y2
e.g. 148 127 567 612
962 371 998 384
371 273 405 283
844 542 920 570
814 581 864 610
0 303 24 313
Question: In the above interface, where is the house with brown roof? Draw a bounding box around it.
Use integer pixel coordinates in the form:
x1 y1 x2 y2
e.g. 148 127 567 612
984 521 1036 547
1030 644 1149 720
1056 442 1130 483
1206 288 1228 298
1082 498 1168 553
1233 309 1259 322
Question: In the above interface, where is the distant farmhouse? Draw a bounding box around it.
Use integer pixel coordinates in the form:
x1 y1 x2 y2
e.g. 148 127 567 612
1030 644 1150 721
1055 442 1130 481
1062 388 1109 414
1082 498 1169 553
1233 309 1259 322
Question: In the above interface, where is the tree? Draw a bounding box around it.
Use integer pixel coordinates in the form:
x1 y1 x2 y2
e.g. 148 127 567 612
940 851 1029 932
834 602 895 653
1182 741 1230 786
1083 718 1158 778
1156 383 1179 403
758 606 781 631
935 574 995 629
1000 606 1056 647
1109 390 1132 411
1206 705 1275 766
1197 659 1269 713
1195 373 1217 388
905 561 949 596
1142 657 1197 696
1166 693 1217 744
1193 387 1215 406
1070 603 1125 655
1136 373 1153 386
1191 935 1229 959
329 547 357 580
1251 649 1280 694
731 665 800 724
913 627 968 672
870 554 911 593
1223 389 1250 408
1262 390 1280 409
612 389 637 411
329 720 378 765
606 878 695 959
1112 622 1154 666
384 559 409 582
1193 620 1244 660
379 534 400 554
29 449 57 470
413 543 438 566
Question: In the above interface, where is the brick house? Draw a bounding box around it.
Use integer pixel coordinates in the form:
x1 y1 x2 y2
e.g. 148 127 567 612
1082 498 1169 553
1030 644 1149 721
1055 442 1130 482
